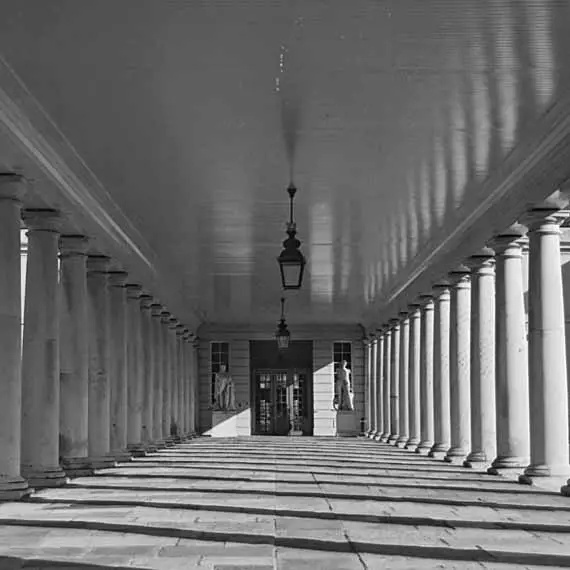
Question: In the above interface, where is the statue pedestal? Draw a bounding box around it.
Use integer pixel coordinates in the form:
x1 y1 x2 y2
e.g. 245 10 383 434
335 410 359 437
206 411 238 437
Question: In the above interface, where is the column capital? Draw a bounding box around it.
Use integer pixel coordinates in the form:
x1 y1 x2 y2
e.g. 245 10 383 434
419 294 435 309
87 255 111 274
22 209 62 233
389 317 401 329
0 173 25 202
467 248 496 274
399 311 409 320
108 271 128 288
408 303 422 317
175 324 185 336
433 282 451 299
168 317 179 330
125 284 142 299
489 224 527 255
59 235 89 257
522 208 570 234
160 311 171 324
139 294 153 309
448 265 471 287
150 303 163 318
183 330 192 341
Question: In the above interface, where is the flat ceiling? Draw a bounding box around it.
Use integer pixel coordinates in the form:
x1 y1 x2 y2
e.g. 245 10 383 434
0 1 567 328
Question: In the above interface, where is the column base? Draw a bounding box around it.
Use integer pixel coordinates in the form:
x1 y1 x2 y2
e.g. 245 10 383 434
405 438 420 452
415 441 433 455
520 464 570 491
21 466 67 489
372 432 382 441
127 444 147 458
387 434 399 445
0 476 30 502
379 433 390 443
464 451 492 470
109 450 133 463
487 456 528 478
395 436 409 448
60 456 94 478
429 443 449 460
87 456 117 470
444 447 469 465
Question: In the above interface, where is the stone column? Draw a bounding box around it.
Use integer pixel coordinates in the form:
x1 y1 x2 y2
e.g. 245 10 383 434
366 338 375 436
193 338 201 433
150 303 164 444
488 230 530 477
140 295 155 449
465 251 497 469
20 210 67 487
388 319 400 444
417 296 435 455
0 176 28 500
183 332 194 435
168 318 180 438
107 271 130 461
161 311 173 441
520 209 570 489
406 304 422 451
180 328 189 436
380 327 392 443
373 332 384 440
86 256 115 468
430 284 451 459
397 313 410 448
445 267 472 464
59 235 91 477
126 284 144 455
176 324 185 437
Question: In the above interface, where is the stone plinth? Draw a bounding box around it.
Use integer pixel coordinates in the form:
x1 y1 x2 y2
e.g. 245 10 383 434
205 411 239 437
336 411 359 437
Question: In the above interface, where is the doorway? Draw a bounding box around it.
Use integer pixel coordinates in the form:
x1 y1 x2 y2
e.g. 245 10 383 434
250 341 313 436
253 368 310 435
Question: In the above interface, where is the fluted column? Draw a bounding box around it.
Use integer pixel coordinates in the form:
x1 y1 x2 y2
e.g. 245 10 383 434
388 319 400 444
417 296 435 455
108 271 130 461
488 231 530 477
0 175 28 500
396 313 410 448
161 311 173 441
445 267 472 464
86 256 115 468
373 332 384 440
430 284 451 459
59 235 91 476
125 284 144 455
406 305 421 451
465 251 497 469
519 209 570 488
380 327 391 443
20 210 67 487
150 304 164 444
140 295 155 448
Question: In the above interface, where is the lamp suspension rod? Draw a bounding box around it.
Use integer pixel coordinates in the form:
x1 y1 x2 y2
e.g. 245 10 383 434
280 296 285 319
287 183 296 225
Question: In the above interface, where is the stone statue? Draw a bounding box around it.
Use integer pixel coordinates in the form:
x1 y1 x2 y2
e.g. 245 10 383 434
214 364 235 411
335 360 354 411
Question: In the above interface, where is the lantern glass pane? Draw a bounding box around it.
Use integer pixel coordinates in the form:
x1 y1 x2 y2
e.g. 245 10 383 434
281 263 301 288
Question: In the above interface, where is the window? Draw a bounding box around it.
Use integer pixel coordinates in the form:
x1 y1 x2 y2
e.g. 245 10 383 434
333 341 352 370
211 342 229 404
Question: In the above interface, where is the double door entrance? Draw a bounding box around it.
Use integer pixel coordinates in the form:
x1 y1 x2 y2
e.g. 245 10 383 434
253 369 310 435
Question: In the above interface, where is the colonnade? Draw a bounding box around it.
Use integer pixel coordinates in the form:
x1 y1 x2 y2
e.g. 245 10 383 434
364 196 570 494
0 174 199 501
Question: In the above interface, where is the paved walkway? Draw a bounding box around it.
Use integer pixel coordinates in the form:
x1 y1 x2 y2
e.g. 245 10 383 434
1 437 570 569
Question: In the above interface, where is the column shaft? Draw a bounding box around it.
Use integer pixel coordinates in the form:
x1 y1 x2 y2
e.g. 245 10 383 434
140 296 155 447
59 236 91 476
151 304 164 443
87 256 115 468
406 306 421 451
380 328 391 442
161 312 172 440
522 211 570 487
489 233 530 476
21 210 66 487
0 177 28 500
373 333 384 440
431 286 451 459
367 339 376 436
465 253 497 468
388 320 400 444
169 319 180 437
417 298 435 454
108 272 129 461
396 315 410 448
